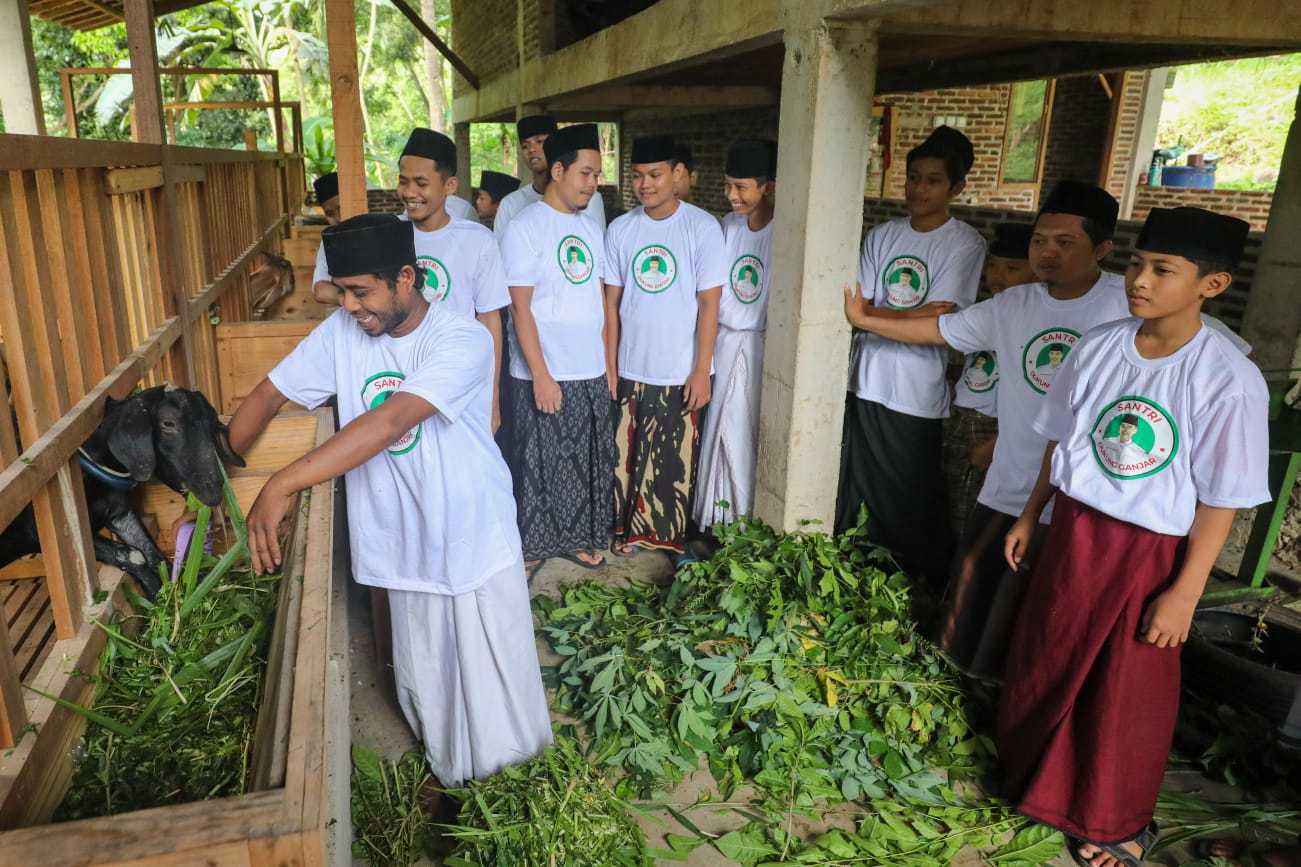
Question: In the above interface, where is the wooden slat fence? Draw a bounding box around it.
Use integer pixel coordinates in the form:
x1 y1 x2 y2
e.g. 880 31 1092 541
0 133 303 749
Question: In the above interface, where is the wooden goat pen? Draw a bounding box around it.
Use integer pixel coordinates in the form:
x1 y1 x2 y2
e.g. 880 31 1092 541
0 133 346 865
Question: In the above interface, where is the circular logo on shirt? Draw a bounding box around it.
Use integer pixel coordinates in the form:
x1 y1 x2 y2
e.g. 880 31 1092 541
632 244 678 294
557 235 594 284
1089 395 1179 480
417 255 451 303
1021 327 1081 395
881 255 930 309
729 254 765 304
963 351 998 394
361 371 421 455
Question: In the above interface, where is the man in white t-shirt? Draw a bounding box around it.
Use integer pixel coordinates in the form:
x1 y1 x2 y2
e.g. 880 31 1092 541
493 115 606 243
228 213 550 798
672 142 699 204
499 123 615 577
846 180 1130 678
604 134 725 559
694 138 778 532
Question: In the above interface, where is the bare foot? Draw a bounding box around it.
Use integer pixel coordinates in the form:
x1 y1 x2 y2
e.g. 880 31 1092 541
1076 839 1144 866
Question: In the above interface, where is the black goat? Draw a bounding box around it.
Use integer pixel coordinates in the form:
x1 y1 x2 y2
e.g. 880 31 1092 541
0 386 245 599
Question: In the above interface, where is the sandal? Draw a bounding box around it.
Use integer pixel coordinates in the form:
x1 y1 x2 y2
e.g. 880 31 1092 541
1069 822 1159 867
610 541 647 557
555 550 605 570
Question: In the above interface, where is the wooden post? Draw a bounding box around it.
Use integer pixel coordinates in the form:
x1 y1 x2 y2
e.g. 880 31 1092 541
60 71 78 138
754 16 878 531
454 121 472 205
326 0 368 218
0 0 46 135
124 0 166 145
270 71 285 154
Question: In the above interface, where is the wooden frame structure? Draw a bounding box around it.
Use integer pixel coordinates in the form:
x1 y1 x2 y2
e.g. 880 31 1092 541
59 66 297 155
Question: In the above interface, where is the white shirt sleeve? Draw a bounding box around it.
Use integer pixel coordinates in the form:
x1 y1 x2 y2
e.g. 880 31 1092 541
500 219 539 287
1190 391 1272 509
1201 314 1253 356
312 242 330 285
267 314 339 410
398 325 492 425
856 236 874 299
1031 342 1084 443
472 237 511 313
587 192 607 232
937 293 1001 354
602 221 626 286
694 216 727 291
493 195 517 244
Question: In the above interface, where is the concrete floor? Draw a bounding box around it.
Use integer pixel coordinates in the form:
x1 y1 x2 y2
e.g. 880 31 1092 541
344 532 1267 866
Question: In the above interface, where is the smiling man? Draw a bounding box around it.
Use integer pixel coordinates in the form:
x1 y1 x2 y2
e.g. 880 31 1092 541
493 115 607 243
604 134 725 560
229 213 551 798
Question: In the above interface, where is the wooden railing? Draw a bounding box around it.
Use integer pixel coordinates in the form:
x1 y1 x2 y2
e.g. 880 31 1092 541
0 133 304 748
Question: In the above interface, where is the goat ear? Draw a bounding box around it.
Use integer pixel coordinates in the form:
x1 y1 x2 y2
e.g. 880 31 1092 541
105 397 156 482
216 423 246 468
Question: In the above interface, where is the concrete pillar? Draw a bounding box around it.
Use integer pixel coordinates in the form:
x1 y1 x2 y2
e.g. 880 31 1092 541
1241 86 1301 375
754 19 878 531
1118 68 1168 220
454 120 472 204
0 0 45 135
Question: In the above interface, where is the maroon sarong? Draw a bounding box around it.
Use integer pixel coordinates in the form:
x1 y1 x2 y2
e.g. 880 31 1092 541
998 494 1186 845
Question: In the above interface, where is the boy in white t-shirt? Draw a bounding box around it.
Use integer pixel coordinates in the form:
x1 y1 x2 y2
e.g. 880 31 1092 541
672 142 700 204
475 169 521 226
494 114 607 243
835 125 986 589
229 213 551 798
998 206 1269 867
694 138 778 531
846 181 1132 677
942 222 1035 540
499 124 616 576
309 172 341 303
604 134 726 557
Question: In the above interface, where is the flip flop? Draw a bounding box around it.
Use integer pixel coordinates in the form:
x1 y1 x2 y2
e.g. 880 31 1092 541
555 551 605 570
610 541 647 557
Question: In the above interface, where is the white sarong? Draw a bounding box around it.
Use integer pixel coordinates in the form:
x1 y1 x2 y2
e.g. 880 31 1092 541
693 325 764 529
389 559 552 785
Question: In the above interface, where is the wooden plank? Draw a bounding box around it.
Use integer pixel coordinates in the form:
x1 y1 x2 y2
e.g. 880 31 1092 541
0 558 45 580
168 163 205 184
389 0 480 88
139 476 277 557
229 412 321 476
19 619 55 682
58 168 108 386
80 167 130 370
215 320 315 414
105 164 164 195
34 169 88 402
59 70 77 138
0 135 161 171
186 215 289 323
0 587 27 749
124 0 165 145
325 0 366 218
0 365 19 464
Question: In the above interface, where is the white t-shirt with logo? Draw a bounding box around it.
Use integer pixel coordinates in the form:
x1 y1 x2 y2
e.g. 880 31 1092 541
1034 317 1270 536
397 214 510 317
268 306 521 595
603 201 728 386
953 350 999 417
849 216 986 419
445 194 477 223
494 182 606 244
937 272 1131 520
719 211 774 332
1201 314 1252 356
499 200 606 381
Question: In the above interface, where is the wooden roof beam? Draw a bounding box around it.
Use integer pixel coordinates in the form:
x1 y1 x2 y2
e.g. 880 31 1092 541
388 0 480 89
546 85 779 111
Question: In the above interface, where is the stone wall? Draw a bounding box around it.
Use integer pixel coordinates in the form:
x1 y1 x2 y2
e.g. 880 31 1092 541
863 197 1263 332
1132 185 1275 231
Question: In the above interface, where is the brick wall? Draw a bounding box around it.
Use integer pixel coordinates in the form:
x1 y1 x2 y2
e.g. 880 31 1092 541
1102 71 1149 200
1041 75 1112 193
875 86 1038 211
1131 185 1274 231
368 188 404 214
862 197 1263 332
450 0 518 99
619 108 780 215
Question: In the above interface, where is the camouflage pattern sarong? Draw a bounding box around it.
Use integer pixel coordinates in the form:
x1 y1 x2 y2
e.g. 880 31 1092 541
941 405 999 541
611 378 700 553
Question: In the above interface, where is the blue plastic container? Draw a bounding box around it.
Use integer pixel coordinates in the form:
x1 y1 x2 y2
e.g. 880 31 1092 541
1160 166 1216 189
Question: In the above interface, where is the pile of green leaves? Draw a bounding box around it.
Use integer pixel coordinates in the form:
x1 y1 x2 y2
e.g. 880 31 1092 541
444 735 653 867
53 487 282 820
350 746 440 866
536 516 1057 864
